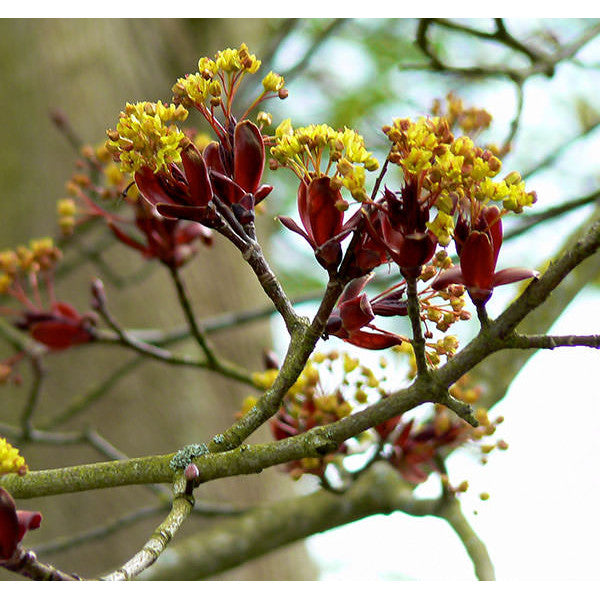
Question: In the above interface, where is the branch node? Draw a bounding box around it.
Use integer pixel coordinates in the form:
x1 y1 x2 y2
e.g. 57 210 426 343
170 443 209 472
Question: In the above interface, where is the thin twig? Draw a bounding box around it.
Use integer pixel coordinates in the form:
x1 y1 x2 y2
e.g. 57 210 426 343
101 478 194 581
504 333 600 350
0 547 81 580
504 189 600 243
168 265 218 365
33 505 166 556
19 356 45 441
92 288 255 386
437 496 496 580
42 355 144 429
405 275 429 376
411 18 600 82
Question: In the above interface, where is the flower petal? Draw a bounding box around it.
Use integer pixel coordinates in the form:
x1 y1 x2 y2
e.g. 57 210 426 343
16 510 42 543
278 216 315 248
0 488 19 560
371 291 408 317
306 177 344 247
339 274 374 304
30 321 92 350
203 141 226 175
155 203 218 226
343 329 402 350
234 120 265 194
339 293 375 331
254 184 273 204
482 205 503 264
492 267 539 287
460 231 496 294
52 302 81 320
181 143 213 208
296 179 311 238
134 168 174 208
210 170 245 206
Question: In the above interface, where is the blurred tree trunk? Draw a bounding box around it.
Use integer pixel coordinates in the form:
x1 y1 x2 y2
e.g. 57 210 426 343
0 18 317 580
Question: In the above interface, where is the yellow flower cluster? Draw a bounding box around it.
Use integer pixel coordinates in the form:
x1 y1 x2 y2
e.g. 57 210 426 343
262 71 285 93
105 101 188 174
247 350 391 426
426 212 455 247
216 43 261 74
0 437 27 476
477 171 537 213
383 116 536 242
384 116 453 174
172 73 214 108
57 198 77 236
0 238 61 294
172 44 279 110
448 374 483 406
270 120 379 200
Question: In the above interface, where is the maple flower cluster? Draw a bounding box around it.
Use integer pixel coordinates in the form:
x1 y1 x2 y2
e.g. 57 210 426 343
0 238 94 365
105 43 285 231
245 351 385 480
0 438 27 477
270 120 379 201
247 352 504 484
101 44 538 326
57 142 212 269
106 102 189 175
0 45 538 396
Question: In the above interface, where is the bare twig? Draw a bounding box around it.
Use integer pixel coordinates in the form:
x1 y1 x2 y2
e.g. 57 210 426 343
92 282 255 387
33 504 166 556
0 546 81 580
101 478 194 581
504 333 600 350
19 355 45 440
168 265 218 365
437 496 496 581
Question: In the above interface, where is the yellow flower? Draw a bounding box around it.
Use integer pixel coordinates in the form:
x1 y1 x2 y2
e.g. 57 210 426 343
262 71 285 92
0 437 28 476
198 56 218 77
342 165 368 202
215 43 261 74
0 250 19 275
0 272 12 294
172 73 212 107
106 101 188 174
57 198 76 218
427 212 454 247
275 118 294 138
343 354 359 374
240 395 259 415
402 147 432 175
271 121 378 198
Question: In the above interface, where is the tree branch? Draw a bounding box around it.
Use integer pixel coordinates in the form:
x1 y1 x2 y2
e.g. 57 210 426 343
436 497 495 581
140 463 437 580
504 333 600 350
100 477 194 580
